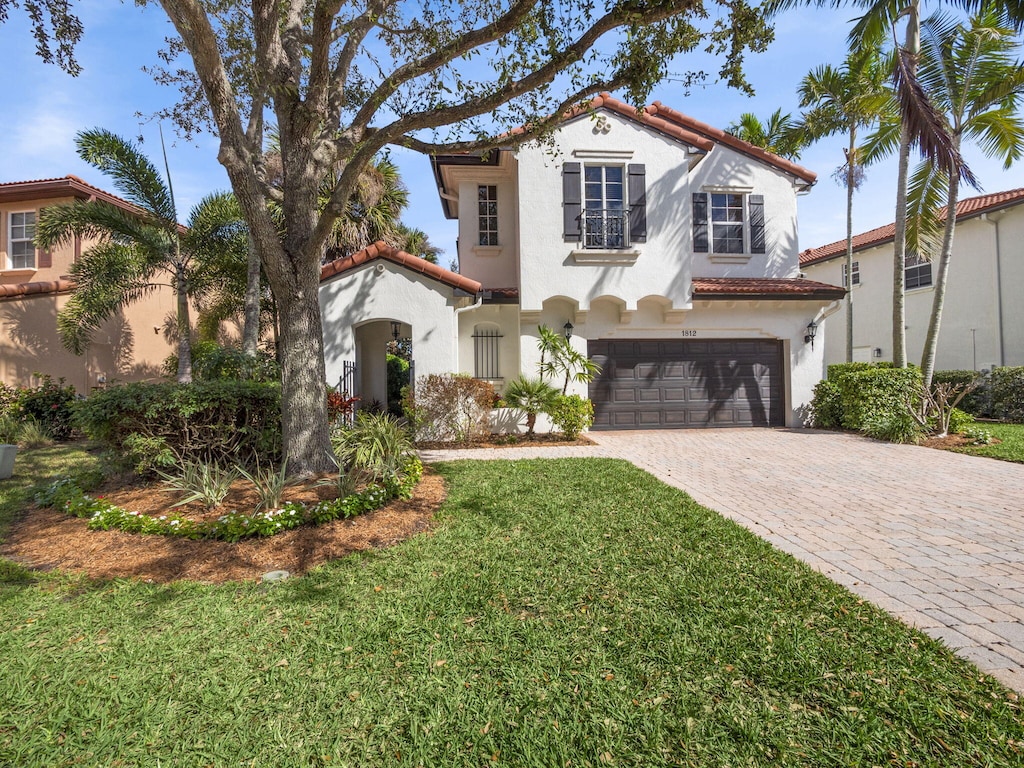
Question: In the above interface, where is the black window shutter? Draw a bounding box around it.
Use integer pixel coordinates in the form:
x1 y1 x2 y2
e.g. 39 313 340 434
692 193 709 253
562 162 581 240
749 194 765 254
627 164 646 243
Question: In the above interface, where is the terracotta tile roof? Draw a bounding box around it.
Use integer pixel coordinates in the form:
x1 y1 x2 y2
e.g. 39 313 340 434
800 187 1024 266
0 278 76 301
0 175 141 213
320 241 482 294
691 277 846 300
483 287 519 302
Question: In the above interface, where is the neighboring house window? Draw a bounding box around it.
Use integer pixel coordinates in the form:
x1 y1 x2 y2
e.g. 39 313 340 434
472 324 502 379
8 211 36 269
692 193 765 255
562 162 646 246
478 185 498 246
583 165 626 248
905 253 933 289
842 261 860 287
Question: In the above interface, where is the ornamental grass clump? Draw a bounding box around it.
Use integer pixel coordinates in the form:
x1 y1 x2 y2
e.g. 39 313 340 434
234 460 291 512
331 411 414 481
156 461 239 509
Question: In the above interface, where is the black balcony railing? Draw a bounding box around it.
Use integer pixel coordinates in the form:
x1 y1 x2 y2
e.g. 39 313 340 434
582 208 629 249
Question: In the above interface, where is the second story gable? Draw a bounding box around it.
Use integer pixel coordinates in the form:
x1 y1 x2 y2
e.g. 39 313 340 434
431 94 817 312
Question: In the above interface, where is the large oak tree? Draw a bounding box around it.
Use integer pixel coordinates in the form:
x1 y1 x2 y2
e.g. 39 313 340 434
142 0 775 474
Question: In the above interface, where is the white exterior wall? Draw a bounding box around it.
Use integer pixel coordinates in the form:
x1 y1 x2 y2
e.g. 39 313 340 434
805 204 1024 371
455 303 521 392
451 164 520 289
689 150 804 279
319 263 465 396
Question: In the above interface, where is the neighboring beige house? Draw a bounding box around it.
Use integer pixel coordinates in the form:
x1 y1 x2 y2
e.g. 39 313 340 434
0 176 180 392
320 93 846 429
801 188 1024 371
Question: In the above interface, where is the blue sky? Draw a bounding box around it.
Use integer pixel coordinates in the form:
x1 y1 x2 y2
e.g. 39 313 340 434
1 2 1020 257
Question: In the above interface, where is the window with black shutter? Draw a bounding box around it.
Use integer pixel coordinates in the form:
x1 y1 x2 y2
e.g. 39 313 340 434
692 192 766 256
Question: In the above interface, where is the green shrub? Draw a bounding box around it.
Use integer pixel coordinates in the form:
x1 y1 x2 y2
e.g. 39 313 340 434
0 383 21 418
73 381 281 474
403 374 495 444
0 415 21 444
833 366 922 433
17 375 77 440
809 379 842 429
547 394 594 439
164 341 280 382
947 407 974 434
861 408 922 444
991 366 1024 423
932 370 987 416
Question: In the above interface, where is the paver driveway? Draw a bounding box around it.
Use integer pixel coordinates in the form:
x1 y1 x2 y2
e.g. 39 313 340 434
421 429 1024 691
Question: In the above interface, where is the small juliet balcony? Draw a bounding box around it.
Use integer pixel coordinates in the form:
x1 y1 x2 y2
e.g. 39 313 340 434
582 208 630 250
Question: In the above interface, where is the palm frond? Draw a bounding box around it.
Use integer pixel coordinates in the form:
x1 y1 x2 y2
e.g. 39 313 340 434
35 199 172 256
75 128 178 225
905 161 946 260
893 45 978 190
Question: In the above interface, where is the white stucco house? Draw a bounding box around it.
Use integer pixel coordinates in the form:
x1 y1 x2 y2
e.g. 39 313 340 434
319 93 846 429
801 188 1024 371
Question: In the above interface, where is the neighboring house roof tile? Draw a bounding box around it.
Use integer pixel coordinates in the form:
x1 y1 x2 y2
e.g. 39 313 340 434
0 175 141 213
691 277 846 301
799 187 1024 266
320 241 483 294
0 278 76 302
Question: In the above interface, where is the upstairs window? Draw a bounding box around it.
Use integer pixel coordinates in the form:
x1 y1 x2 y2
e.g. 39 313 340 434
693 193 765 255
562 162 646 247
478 185 498 246
842 261 861 287
8 211 36 270
583 165 626 249
905 253 932 289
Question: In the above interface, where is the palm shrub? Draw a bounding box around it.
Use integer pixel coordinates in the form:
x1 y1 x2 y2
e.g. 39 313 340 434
504 377 559 437
332 411 414 481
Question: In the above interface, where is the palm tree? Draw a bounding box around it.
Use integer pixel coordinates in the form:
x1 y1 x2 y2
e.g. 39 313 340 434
504 377 560 437
35 128 197 382
396 224 444 264
798 47 897 362
913 10 1024 388
186 191 269 352
769 0 1022 368
727 109 806 159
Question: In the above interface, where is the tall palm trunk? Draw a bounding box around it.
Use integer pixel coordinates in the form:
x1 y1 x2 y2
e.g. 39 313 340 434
844 126 857 363
891 0 921 369
920 163 960 390
242 234 261 356
174 260 193 383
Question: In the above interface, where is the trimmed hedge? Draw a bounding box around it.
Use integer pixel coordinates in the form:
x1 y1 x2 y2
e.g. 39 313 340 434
992 366 1024 423
810 363 922 441
73 381 281 472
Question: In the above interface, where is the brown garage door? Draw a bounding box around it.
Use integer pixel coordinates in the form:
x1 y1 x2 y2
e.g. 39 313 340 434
588 339 785 429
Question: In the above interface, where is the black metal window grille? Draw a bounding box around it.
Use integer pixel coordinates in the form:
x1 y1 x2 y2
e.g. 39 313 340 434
472 327 502 379
905 254 933 289
478 185 498 246
583 166 627 248
842 261 861 287
711 193 744 254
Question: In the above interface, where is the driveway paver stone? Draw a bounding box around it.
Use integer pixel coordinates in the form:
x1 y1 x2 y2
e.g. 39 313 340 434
421 428 1024 691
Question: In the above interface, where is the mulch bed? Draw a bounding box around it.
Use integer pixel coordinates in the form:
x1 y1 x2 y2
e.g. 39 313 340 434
417 433 595 450
0 470 445 585
920 433 1001 450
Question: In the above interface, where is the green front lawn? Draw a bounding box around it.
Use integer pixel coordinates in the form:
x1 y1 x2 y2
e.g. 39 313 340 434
954 422 1024 463
1 452 1022 766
